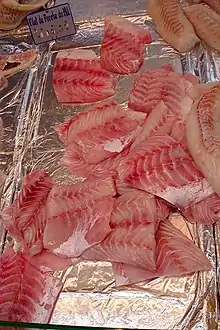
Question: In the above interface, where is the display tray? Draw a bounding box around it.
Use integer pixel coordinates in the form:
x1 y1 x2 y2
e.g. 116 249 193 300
0 2 219 330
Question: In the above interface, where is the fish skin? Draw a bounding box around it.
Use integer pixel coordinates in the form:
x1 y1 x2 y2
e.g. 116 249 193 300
60 142 130 179
184 4 220 52
1 169 54 256
148 0 199 53
100 15 152 74
181 193 220 225
117 134 214 208
82 223 157 271
156 220 212 277
0 246 62 323
53 49 116 104
56 100 145 164
128 66 192 118
186 84 220 196
0 49 38 77
43 176 116 258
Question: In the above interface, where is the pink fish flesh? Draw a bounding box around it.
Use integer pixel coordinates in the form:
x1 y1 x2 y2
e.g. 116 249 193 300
53 49 116 104
0 246 62 323
117 134 214 208
100 15 152 74
170 119 187 148
43 176 116 258
186 82 219 101
56 100 145 164
1 169 54 256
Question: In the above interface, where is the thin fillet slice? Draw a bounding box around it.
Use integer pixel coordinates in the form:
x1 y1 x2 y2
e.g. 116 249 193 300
181 193 220 225
1 169 54 256
0 49 38 77
186 82 219 101
100 15 152 74
56 100 145 164
0 246 62 323
43 176 116 258
156 220 212 277
186 84 220 196
60 142 130 178
82 223 156 271
147 0 199 53
131 101 176 150
53 49 116 104
184 4 220 52
117 134 214 208
128 66 192 118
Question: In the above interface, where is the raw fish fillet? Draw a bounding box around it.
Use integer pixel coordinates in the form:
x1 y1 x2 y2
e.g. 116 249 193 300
148 0 199 52
128 66 192 118
170 119 187 148
30 250 77 273
0 0 49 30
0 246 62 323
117 134 214 208
183 72 200 85
191 0 220 15
61 142 130 178
131 101 176 150
181 193 220 225
184 4 220 52
186 82 219 101
156 220 212 277
0 49 38 77
53 49 116 104
82 223 156 271
100 15 152 74
43 176 116 258
56 100 145 164
186 84 220 196
1 169 53 256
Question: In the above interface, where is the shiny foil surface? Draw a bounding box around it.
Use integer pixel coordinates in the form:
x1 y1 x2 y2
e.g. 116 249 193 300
0 0 219 329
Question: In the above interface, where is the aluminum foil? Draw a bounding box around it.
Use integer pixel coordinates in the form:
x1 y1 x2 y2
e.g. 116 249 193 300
0 0 219 329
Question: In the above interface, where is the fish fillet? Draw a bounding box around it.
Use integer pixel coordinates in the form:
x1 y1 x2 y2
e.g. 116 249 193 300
170 119 187 148
128 66 193 118
53 49 116 104
190 0 220 15
60 142 130 178
186 82 219 101
156 220 212 276
82 223 156 271
0 246 62 323
117 134 214 208
1 169 54 256
56 100 145 164
0 49 38 77
184 4 220 52
43 176 116 258
186 84 220 196
147 0 199 52
181 193 220 225
130 101 177 150
100 15 152 74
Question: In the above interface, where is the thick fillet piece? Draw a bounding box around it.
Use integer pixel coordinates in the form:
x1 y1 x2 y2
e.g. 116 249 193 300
60 142 130 178
190 0 220 15
1 169 54 256
131 101 176 150
156 220 212 277
181 193 220 225
128 66 193 118
117 134 214 208
186 84 220 196
147 0 199 52
56 100 145 164
184 4 220 52
53 49 116 104
43 176 116 258
186 82 219 101
0 49 38 77
100 15 152 74
82 223 156 271
0 246 62 323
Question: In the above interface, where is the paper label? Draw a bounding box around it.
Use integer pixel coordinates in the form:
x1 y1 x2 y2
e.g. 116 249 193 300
27 3 76 45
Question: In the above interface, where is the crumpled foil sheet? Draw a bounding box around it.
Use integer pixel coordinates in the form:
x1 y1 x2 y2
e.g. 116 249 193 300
0 0 219 329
